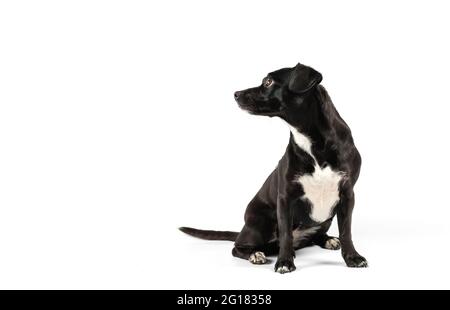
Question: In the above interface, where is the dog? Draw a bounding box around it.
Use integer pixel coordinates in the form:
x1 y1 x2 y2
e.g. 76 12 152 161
180 63 367 273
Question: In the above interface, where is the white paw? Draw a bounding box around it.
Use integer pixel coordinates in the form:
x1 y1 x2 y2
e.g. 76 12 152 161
249 251 267 264
276 265 291 273
324 237 341 250
275 263 296 274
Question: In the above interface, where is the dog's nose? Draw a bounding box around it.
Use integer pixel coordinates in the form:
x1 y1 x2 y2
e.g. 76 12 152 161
234 91 241 100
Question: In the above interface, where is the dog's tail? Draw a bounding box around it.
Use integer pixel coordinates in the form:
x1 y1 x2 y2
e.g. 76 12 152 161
179 227 238 241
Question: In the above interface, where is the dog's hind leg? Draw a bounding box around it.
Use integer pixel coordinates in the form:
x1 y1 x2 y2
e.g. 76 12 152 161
232 241 278 265
312 234 341 250
232 223 278 265
232 247 266 264
232 197 278 265
311 219 341 250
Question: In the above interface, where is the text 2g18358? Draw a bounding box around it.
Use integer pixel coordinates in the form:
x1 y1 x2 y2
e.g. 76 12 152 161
221 294 271 305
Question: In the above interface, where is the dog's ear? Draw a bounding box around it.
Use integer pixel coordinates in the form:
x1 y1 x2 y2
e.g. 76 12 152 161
288 63 322 94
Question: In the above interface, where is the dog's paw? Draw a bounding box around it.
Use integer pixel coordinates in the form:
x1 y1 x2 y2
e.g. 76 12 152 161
249 251 267 265
323 237 341 250
274 258 296 274
344 254 368 268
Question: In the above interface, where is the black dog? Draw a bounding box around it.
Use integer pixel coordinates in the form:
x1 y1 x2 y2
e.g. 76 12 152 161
180 63 367 273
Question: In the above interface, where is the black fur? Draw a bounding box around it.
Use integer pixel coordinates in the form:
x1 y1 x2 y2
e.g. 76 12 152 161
179 227 238 241
180 63 367 273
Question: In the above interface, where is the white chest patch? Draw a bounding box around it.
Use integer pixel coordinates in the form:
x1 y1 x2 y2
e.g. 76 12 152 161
297 165 343 222
288 124 344 223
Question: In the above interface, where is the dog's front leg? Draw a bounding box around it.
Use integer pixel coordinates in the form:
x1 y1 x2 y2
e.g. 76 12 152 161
274 194 296 274
337 191 368 268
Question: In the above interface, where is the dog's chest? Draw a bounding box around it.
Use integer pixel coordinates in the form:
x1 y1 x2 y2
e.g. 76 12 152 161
296 165 343 223
287 124 343 223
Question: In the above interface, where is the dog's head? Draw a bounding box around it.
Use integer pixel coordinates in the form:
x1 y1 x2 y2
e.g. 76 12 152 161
234 63 322 120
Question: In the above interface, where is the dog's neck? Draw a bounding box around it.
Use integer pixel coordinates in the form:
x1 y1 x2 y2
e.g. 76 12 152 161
285 90 330 158
286 124 315 158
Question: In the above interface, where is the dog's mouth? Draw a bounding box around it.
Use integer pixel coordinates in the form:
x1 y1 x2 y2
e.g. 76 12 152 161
235 92 283 117
237 99 260 115
238 101 282 117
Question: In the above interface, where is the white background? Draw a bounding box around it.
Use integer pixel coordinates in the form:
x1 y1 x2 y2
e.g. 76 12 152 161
1 0 449 289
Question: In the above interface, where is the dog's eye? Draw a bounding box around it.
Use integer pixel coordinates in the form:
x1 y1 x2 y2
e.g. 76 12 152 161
264 78 273 88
